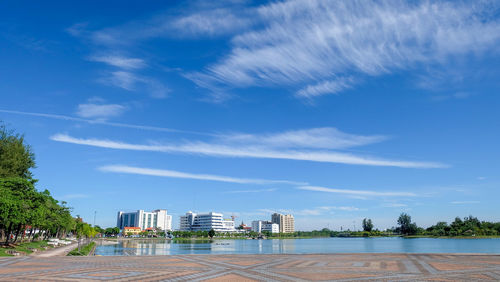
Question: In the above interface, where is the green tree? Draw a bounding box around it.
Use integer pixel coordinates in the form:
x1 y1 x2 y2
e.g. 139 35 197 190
208 229 215 238
362 218 374 232
397 213 418 235
0 123 36 181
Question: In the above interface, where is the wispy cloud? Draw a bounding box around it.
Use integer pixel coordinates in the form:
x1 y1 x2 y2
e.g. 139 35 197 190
220 127 387 150
450 201 480 204
257 206 360 216
99 165 305 185
89 55 146 69
50 133 446 168
76 102 127 119
98 71 169 98
187 0 500 98
225 188 277 194
298 185 417 197
381 203 408 208
0 109 212 136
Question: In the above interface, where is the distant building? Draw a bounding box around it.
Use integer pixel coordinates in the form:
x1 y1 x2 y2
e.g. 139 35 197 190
117 209 172 231
271 213 295 233
123 226 141 235
237 222 252 232
179 211 235 232
251 220 279 233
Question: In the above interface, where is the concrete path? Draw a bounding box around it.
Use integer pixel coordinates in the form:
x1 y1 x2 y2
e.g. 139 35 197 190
32 242 78 257
0 253 499 281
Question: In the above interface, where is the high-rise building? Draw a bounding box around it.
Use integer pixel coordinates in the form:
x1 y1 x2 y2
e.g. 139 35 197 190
251 220 279 233
117 209 172 231
179 211 235 232
271 213 295 233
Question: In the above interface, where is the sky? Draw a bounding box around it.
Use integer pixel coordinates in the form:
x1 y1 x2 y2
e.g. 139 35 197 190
1 0 500 231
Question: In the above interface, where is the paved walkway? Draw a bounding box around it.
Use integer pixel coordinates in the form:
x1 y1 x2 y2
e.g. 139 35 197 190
0 253 499 281
33 243 78 257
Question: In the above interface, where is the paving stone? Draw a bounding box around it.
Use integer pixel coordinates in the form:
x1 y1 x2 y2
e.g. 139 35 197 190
0 253 498 281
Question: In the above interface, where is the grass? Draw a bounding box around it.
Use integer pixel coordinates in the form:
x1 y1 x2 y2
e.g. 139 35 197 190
67 242 96 256
0 240 51 256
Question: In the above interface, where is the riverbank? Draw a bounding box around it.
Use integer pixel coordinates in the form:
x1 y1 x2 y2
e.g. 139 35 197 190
1 253 498 280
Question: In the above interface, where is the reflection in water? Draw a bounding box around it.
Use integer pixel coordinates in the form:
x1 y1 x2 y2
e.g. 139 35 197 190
94 237 500 256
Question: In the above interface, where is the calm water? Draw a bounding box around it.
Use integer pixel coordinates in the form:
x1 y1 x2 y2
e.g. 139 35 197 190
94 237 500 256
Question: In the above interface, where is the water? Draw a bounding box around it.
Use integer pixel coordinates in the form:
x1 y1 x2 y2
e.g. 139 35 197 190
94 237 500 256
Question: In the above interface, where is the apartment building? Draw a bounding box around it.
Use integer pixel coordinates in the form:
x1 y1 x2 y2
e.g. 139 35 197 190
179 211 235 232
271 213 295 233
251 220 279 233
117 209 172 231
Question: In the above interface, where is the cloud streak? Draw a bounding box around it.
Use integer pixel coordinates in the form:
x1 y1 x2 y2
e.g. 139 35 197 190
50 133 446 168
298 185 417 197
99 165 305 185
0 109 212 136
187 0 500 98
76 103 127 119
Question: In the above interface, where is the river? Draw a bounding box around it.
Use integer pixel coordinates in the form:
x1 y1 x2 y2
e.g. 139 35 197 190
94 237 500 256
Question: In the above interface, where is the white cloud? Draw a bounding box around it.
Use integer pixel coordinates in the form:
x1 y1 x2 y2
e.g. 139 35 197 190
171 8 253 37
450 201 480 204
50 133 446 168
256 206 360 217
381 203 408 208
189 0 500 98
89 55 146 69
296 77 354 98
100 71 169 98
76 103 127 119
298 185 417 197
99 165 304 185
225 188 277 194
220 127 387 150
0 109 211 136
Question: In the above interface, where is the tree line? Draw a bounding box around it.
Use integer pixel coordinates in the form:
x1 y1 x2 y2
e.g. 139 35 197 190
0 123 96 245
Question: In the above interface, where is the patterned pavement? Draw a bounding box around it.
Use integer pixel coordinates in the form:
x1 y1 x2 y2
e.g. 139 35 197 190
0 253 499 281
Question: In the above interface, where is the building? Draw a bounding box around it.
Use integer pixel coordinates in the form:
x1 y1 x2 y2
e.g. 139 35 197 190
117 209 172 231
179 211 235 232
123 226 141 235
271 213 295 233
251 220 279 233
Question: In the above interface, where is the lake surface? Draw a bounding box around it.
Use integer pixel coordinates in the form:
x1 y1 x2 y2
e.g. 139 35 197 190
94 237 500 256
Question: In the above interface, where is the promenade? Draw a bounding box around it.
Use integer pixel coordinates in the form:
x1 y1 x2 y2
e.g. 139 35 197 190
0 253 499 281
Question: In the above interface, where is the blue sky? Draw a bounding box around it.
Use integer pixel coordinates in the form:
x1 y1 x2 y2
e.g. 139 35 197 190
1 0 500 230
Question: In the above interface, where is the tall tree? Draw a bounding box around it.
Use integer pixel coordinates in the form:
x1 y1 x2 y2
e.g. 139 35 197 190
362 218 374 232
0 123 36 181
397 213 417 235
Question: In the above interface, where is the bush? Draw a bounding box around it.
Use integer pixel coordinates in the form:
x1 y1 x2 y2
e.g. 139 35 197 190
67 242 95 256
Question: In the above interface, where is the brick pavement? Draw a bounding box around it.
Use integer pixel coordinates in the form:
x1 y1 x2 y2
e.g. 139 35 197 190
0 253 499 281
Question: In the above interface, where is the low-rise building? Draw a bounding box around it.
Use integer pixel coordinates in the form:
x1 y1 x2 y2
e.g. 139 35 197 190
179 211 235 232
117 209 172 231
123 226 141 235
251 220 279 233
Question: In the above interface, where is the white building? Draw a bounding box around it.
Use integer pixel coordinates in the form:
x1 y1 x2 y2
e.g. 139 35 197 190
117 209 172 231
252 220 279 233
179 211 235 232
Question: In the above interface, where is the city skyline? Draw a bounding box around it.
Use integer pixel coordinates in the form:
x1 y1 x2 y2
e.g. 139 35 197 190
1 0 500 230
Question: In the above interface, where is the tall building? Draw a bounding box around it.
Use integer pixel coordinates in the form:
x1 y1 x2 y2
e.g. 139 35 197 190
251 220 279 233
179 211 235 232
271 213 295 233
117 209 172 231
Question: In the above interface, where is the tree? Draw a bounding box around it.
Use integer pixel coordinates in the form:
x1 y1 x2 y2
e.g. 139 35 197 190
362 218 374 232
208 229 215 238
0 123 36 181
397 213 418 235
